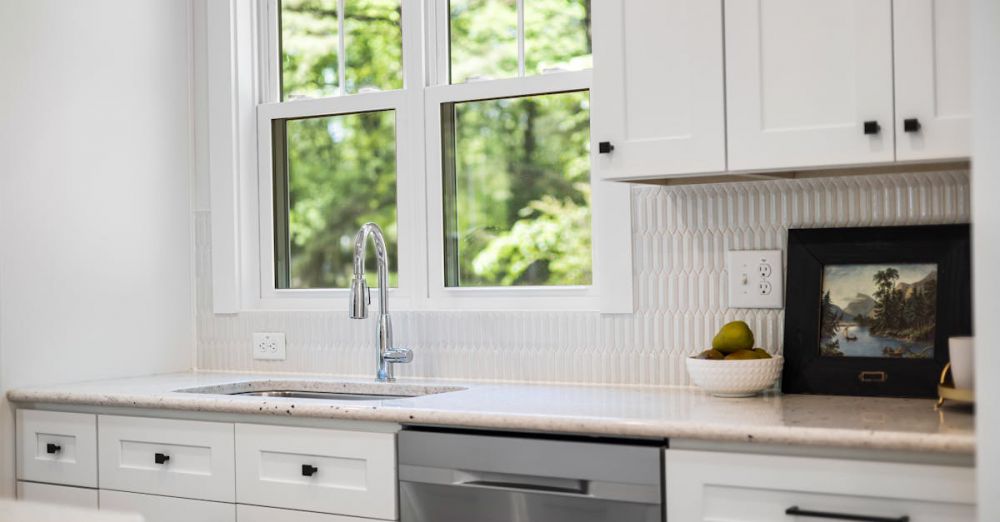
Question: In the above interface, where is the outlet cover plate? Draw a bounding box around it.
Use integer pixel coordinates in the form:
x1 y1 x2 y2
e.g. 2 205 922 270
252 332 286 360
728 250 783 309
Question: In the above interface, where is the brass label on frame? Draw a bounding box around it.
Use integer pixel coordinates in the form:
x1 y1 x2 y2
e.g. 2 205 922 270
858 371 888 383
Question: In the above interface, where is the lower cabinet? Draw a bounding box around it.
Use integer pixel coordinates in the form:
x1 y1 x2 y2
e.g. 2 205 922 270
17 481 99 509
238 505 383 522
14 410 400 522
235 423 397 520
100 490 236 522
665 449 976 522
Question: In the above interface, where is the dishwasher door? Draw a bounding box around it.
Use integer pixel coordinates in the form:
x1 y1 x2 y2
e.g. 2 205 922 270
398 430 662 522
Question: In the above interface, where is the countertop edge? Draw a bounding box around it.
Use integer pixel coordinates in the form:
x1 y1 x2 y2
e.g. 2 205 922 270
7 389 976 456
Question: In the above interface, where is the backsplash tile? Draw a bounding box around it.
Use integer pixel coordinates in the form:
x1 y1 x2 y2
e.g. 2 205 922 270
196 170 969 385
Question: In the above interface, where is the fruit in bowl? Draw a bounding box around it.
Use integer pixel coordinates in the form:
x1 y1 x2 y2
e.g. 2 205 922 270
686 321 783 397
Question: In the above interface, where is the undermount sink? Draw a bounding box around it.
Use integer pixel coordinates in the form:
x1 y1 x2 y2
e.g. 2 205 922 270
174 380 466 402
230 390 413 401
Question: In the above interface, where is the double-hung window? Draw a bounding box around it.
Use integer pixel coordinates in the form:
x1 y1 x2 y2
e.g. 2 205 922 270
211 0 632 312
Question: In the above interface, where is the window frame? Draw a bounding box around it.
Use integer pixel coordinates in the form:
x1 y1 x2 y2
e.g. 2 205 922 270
205 0 633 313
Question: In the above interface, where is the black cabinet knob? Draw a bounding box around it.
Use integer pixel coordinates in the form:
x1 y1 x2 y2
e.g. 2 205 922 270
863 120 881 135
301 464 318 477
903 118 921 132
154 453 170 465
598 141 615 154
45 443 61 454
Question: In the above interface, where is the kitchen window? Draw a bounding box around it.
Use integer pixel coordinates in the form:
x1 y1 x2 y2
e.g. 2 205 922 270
207 0 632 312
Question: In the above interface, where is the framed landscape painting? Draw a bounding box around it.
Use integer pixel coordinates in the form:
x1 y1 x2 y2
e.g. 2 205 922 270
782 225 971 398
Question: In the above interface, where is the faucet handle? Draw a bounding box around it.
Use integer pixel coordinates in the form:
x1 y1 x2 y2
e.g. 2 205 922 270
383 348 413 364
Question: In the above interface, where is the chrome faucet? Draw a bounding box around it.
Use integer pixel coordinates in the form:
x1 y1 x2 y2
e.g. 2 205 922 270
349 223 412 382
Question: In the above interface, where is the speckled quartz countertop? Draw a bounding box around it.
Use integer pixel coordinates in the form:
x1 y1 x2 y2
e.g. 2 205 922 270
6 372 974 455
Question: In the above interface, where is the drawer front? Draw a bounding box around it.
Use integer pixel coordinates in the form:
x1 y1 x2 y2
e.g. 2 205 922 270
237 504 379 522
235 423 396 520
99 415 235 502
17 481 99 509
17 409 97 487
100 490 235 522
701 483 974 522
666 449 976 522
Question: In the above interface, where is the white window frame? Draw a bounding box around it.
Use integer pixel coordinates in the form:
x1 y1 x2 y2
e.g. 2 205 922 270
205 0 633 314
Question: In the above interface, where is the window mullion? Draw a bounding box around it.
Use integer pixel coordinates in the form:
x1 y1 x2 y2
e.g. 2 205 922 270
337 0 346 96
517 0 525 77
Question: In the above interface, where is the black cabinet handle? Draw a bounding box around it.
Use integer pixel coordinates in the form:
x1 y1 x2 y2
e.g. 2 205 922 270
598 141 615 154
154 453 170 465
863 121 881 135
45 443 61 454
786 506 909 522
903 118 921 132
301 464 318 477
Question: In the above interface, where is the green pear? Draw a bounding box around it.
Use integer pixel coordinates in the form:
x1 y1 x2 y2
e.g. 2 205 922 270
711 321 755 354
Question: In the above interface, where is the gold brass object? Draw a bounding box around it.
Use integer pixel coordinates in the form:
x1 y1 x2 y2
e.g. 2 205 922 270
858 371 887 383
936 362 975 408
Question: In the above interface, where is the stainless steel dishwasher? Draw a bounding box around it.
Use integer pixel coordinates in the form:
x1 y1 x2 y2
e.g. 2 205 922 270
398 429 663 522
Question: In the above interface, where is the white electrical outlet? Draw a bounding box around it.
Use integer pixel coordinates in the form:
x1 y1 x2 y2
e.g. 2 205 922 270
252 332 286 360
728 250 783 309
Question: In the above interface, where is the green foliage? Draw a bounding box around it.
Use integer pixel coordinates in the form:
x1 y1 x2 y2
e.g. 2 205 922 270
449 91 592 286
472 185 591 286
283 111 398 289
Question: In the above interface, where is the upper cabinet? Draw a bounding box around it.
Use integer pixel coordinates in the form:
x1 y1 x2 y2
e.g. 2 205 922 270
594 0 971 182
591 0 726 181
893 0 971 161
725 0 894 171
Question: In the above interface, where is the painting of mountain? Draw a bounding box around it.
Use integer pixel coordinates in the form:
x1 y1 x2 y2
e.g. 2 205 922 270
842 293 876 319
818 264 938 359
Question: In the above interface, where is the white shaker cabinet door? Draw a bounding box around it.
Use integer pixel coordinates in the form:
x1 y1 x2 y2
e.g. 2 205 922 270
17 481 99 510
724 0 895 171
100 490 235 522
591 0 725 180
893 0 971 161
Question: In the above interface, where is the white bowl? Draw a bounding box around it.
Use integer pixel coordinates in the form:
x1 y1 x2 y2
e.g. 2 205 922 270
685 354 783 397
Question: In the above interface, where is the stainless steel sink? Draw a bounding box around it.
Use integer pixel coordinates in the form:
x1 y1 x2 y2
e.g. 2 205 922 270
174 380 466 402
229 390 413 401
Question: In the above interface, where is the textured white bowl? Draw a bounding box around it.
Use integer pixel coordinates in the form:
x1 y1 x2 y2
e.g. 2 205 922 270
685 355 783 397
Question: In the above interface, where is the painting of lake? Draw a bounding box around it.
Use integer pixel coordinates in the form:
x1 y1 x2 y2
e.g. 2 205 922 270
818 263 938 359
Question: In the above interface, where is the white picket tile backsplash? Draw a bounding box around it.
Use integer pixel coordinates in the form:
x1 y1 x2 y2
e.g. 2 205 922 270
196 171 969 385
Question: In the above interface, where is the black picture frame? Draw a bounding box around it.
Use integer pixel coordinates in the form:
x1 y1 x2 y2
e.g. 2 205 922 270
782 224 971 398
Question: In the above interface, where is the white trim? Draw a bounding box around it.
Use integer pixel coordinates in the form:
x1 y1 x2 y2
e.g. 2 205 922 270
205 0 635 315
207 0 261 314
423 70 634 312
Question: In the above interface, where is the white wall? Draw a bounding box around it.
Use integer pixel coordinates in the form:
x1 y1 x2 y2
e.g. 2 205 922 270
972 0 1000 520
0 0 196 497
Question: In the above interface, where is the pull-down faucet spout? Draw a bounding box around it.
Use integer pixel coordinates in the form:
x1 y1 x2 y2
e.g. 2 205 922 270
349 223 412 382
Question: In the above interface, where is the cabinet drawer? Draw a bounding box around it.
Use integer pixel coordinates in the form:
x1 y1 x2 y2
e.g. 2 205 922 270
666 449 976 522
237 505 379 522
235 424 396 520
17 481 98 509
17 409 97 487
98 415 235 502
100 490 235 522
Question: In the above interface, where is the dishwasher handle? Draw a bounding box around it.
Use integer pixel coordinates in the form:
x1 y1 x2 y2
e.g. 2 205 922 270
399 465 659 504
458 472 588 496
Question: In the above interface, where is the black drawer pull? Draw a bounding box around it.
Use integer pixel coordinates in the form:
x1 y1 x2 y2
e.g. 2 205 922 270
863 120 881 135
786 506 909 522
302 464 319 477
154 453 170 465
598 141 614 154
45 443 61 454
903 118 921 132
